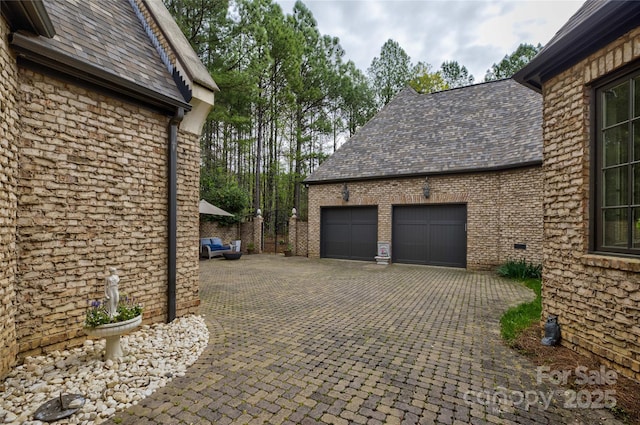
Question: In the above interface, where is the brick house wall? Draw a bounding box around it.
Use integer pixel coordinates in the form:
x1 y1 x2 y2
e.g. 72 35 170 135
307 166 543 270
176 131 200 317
541 26 640 380
13 67 201 359
0 0 213 378
0 15 19 377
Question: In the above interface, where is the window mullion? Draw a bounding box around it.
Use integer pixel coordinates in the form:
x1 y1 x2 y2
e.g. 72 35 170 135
632 78 638 250
627 118 634 249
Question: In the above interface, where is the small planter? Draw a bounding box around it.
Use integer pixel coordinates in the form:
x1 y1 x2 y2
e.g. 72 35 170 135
85 314 142 360
283 250 293 257
223 252 242 260
247 248 255 255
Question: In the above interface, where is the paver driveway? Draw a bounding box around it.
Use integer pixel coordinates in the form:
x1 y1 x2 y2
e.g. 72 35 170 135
111 255 621 425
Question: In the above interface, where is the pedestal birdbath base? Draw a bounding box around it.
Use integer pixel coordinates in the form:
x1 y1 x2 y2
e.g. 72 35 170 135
85 315 142 360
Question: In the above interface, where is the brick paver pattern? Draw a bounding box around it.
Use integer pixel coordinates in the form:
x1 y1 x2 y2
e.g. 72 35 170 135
110 256 621 425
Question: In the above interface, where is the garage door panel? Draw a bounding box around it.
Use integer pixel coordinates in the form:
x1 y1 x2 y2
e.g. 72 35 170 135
393 205 466 268
323 223 351 259
351 223 378 260
324 208 350 224
351 207 377 223
393 223 428 263
321 207 377 261
429 222 466 267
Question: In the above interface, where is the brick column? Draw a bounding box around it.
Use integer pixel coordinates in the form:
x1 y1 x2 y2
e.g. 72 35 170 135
253 212 263 254
288 208 298 256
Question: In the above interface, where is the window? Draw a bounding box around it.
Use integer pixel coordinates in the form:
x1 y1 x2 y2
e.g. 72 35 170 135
595 69 640 254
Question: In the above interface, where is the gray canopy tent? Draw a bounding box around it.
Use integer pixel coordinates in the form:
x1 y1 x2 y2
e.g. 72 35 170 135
199 199 233 216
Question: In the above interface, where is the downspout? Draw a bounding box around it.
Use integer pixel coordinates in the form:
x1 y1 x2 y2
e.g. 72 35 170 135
168 107 184 322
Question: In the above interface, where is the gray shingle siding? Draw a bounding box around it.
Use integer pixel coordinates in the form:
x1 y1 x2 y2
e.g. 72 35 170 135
306 78 542 183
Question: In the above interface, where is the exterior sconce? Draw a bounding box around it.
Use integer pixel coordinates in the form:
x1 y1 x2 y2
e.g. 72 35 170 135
342 184 349 202
423 177 430 198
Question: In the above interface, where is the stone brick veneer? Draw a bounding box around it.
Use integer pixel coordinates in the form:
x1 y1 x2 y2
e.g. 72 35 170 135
13 67 200 359
199 221 238 245
541 26 640 381
288 215 309 257
176 131 200 318
0 15 20 378
307 166 543 270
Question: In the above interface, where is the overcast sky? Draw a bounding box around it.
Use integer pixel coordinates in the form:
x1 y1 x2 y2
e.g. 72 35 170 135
273 0 584 81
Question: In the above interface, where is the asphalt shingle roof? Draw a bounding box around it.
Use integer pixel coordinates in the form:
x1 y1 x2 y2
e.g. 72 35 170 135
25 0 185 103
306 79 542 183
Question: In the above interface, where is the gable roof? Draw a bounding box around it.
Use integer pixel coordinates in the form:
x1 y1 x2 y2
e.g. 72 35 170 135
9 0 190 113
306 79 542 184
515 0 640 92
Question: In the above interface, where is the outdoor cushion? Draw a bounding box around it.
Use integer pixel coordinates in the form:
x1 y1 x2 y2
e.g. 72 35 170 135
209 244 225 250
212 237 223 245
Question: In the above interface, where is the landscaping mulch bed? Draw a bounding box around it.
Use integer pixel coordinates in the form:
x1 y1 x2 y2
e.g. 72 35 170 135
512 326 640 424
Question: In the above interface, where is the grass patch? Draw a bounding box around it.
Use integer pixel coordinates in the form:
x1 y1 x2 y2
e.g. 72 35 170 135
500 277 541 343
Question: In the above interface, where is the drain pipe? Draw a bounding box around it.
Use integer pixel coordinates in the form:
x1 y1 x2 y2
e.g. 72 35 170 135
168 107 184 322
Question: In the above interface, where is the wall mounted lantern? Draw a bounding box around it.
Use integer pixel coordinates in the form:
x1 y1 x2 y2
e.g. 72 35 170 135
342 184 349 202
423 177 430 198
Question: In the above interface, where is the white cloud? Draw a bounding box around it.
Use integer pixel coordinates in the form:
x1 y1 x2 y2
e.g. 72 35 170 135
275 0 583 80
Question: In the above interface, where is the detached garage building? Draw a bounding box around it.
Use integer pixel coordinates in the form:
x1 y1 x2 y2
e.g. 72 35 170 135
305 79 543 270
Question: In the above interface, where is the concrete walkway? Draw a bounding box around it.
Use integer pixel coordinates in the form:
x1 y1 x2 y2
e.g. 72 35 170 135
110 255 621 424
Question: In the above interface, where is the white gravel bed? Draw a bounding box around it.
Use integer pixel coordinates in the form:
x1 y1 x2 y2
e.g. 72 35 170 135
0 315 209 425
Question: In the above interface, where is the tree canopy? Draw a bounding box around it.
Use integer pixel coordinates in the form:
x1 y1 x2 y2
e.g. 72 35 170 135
163 0 538 235
367 39 413 107
440 61 474 88
484 43 542 81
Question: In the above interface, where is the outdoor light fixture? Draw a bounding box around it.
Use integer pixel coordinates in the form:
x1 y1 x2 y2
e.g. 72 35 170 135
342 184 349 202
423 177 430 198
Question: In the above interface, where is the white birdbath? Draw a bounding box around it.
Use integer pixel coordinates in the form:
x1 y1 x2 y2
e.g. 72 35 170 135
85 315 142 360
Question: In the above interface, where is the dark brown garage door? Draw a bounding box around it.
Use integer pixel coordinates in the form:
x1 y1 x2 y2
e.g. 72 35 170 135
392 205 467 268
321 207 377 261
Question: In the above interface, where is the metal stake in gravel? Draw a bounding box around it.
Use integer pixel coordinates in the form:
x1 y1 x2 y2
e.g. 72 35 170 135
33 393 85 422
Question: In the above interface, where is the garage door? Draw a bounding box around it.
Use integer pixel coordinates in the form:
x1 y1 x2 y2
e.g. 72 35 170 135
321 207 377 261
392 205 467 267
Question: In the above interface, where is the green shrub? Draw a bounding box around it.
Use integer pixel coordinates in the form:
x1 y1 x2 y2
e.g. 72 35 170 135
496 259 541 280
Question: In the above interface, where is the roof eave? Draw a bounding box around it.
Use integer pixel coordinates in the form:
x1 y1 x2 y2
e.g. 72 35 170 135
10 31 191 114
515 1 640 92
304 160 543 185
142 0 219 93
1 0 55 38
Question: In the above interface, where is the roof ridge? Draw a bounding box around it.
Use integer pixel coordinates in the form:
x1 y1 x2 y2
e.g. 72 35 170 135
412 77 515 97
